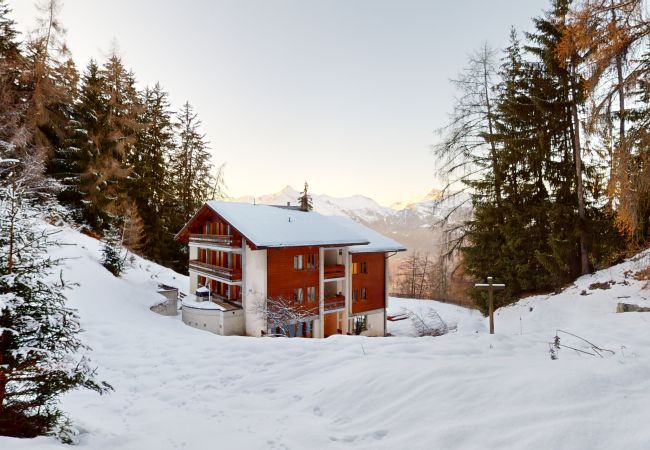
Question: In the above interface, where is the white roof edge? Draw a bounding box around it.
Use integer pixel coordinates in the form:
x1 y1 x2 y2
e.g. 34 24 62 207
348 246 407 254
204 201 371 248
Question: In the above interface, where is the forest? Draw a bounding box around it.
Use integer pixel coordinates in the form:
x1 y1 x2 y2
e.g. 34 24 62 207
1 0 222 275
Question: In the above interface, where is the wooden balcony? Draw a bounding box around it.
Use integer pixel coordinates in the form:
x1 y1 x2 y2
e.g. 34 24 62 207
189 260 242 281
189 233 242 248
324 264 345 279
324 294 346 312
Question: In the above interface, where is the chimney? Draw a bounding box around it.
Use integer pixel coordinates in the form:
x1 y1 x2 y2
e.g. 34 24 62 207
286 201 290 206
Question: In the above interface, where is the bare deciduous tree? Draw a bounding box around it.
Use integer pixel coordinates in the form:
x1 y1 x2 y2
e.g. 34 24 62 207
253 296 316 336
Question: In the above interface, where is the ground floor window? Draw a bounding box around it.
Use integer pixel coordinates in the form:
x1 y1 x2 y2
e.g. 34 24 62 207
273 320 313 338
353 315 367 335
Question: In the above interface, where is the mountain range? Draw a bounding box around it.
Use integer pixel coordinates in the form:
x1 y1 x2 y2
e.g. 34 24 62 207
233 186 472 257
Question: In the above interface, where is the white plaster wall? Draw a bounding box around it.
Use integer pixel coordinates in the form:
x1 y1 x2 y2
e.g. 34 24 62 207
244 247 267 336
365 311 386 337
189 274 198 295
222 310 245 336
312 319 322 338
182 307 222 334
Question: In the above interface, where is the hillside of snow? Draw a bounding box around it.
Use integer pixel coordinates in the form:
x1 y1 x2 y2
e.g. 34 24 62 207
3 224 650 449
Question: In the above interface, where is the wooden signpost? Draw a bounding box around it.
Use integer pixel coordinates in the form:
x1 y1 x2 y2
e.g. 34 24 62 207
474 276 505 334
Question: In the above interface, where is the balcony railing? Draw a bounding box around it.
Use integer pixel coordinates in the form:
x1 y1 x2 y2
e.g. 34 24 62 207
189 260 242 281
324 294 346 312
189 233 242 248
324 264 345 279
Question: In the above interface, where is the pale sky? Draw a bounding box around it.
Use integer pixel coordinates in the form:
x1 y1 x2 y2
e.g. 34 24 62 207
10 0 548 206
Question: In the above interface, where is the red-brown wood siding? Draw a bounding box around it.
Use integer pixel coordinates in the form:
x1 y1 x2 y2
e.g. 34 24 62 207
267 246 320 315
176 205 244 245
351 252 385 314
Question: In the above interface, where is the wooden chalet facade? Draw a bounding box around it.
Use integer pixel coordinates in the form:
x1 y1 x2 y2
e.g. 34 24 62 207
175 201 405 338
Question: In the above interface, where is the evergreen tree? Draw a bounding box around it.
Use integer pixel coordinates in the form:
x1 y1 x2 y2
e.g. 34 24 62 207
0 0 28 160
0 155 109 440
171 101 217 224
100 224 124 277
298 181 313 211
128 83 178 266
58 54 140 232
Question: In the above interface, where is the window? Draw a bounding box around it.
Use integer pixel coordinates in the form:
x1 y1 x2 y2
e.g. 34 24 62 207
360 261 368 274
307 286 317 302
307 254 317 270
351 262 359 275
353 315 367 335
352 289 359 302
293 255 303 270
293 288 303 303
361 288 367 300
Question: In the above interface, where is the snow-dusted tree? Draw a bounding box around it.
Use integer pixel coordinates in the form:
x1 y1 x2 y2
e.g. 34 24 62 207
0 157 110 439
403 307 452 337
100 223 124 277
297 181 313 212
253 296 315 336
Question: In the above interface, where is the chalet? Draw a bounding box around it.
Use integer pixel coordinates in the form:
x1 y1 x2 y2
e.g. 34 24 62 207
175 201 406 338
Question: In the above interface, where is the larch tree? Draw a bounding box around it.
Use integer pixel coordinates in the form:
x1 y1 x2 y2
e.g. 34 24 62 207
433 43 502 257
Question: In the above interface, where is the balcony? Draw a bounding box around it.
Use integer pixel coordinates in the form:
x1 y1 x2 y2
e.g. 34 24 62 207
324 294 346 312
324 264 345 279
189 260 242 281
189 233 242 248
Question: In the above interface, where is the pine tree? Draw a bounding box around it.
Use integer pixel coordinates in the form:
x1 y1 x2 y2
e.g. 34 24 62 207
100 224 124 277
0 0 28 160
171 101 217 224
127 83 175 263
298 181 313 211
0 155 110 440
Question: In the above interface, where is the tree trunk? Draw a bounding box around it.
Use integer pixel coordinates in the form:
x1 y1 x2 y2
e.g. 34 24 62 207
570 64 590 275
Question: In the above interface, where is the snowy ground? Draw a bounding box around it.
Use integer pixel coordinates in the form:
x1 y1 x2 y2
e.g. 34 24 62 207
3 225 650 449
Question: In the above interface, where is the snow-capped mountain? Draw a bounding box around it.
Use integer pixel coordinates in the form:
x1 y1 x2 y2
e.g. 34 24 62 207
233 186 472 258
234 185 395 223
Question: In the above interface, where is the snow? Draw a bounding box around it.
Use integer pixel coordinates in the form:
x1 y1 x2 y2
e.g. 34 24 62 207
327 215 406 253
205 201 370 248
181 296 227 311
234 185 396 222
2 224 650 449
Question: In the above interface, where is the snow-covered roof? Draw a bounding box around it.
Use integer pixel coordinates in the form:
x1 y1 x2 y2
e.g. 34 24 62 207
205 201 370 248
326 216 407 253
